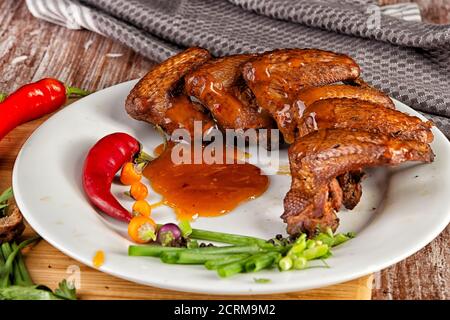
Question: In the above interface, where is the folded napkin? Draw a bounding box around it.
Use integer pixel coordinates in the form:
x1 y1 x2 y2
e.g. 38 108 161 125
26 0 450 137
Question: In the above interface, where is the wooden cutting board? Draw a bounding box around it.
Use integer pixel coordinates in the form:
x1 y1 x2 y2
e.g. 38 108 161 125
21 229 373 300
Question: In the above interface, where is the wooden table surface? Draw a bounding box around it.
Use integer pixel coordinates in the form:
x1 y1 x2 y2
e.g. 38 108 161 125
1 0 449 300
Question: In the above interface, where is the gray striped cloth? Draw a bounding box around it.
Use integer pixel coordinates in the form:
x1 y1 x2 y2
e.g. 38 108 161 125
26 0 450 137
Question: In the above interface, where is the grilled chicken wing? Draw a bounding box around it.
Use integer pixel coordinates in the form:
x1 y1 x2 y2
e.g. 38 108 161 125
283 129 434 236
297 98 433 143
296 84 395 113
242 49 360 143
336 170 364 210
295 85 394 209
126 47 214 137
185 54 275 132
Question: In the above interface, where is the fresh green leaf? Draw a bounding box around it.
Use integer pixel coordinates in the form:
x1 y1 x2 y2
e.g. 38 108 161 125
54 279 77 300
0 187 13 217
0 187 13 203
0 93 8 103
254 278 271 284
0 285 61 300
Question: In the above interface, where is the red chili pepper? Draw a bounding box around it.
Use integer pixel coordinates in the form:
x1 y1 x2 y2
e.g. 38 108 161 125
82 132 153 222
0 78 90 140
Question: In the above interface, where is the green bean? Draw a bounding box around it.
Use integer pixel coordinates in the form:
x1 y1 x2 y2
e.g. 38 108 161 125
245 252 280 273
204 254 250 270
165 252 236 265
190 228 267 246
0 237 40 288
128 245 184 257
132 244 264 257
2 243 23 286
130 244 263 258
11 242 33 286
185 244 262 255
0 248 8 288
159 252 180 264
302 244 330 260
217 256 252 278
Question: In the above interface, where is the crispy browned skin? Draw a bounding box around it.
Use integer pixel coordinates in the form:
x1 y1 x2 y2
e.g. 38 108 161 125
283 129 434 236
295 85 394 209
242 49 360 143
185 54 275 131
297 96 432 212
297 98 434 143
337 170 364 210
296 84 395 113
0 206 25 243
125 47 214 136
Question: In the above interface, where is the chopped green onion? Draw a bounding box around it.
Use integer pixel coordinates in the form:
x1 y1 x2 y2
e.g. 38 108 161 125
278 256 293 271
204 254 250 270
254 278 271 284
293 256 308 270
301 244 330 260
178 220 192 238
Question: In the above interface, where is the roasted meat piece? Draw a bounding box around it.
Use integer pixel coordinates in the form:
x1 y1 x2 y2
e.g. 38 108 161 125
336 170 364 210
283 129 434 236
296 96 432 210
242 49 360 143
0 206 25 243
295 84 395 113
185 54 275 132
125 47 214 137
297 98 434 143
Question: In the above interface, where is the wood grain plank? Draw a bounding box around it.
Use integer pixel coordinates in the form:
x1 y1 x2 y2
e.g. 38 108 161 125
1 0 449 300
380 0 450 23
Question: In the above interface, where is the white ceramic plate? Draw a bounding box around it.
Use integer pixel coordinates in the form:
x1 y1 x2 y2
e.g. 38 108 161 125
12 80 450 295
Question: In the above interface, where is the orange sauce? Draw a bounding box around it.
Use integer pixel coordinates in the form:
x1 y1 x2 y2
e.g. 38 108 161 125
143 143 269 220
93 250 105 268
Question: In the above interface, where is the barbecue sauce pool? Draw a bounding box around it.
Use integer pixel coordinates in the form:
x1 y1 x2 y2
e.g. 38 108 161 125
143 143 269 220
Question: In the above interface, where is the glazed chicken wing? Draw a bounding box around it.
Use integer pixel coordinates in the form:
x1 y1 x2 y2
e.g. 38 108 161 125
242 49 360 143
283 129 434 236
297 98 433 143
296 84 395 112
185 54 275 132
125 47 214 137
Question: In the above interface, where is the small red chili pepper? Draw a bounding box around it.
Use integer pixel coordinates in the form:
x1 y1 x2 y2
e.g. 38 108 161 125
0 78 90 140
82 132 153 222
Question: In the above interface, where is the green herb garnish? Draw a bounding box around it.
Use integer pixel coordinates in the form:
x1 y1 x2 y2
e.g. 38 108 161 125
129 226 355 278
254 278 271 284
